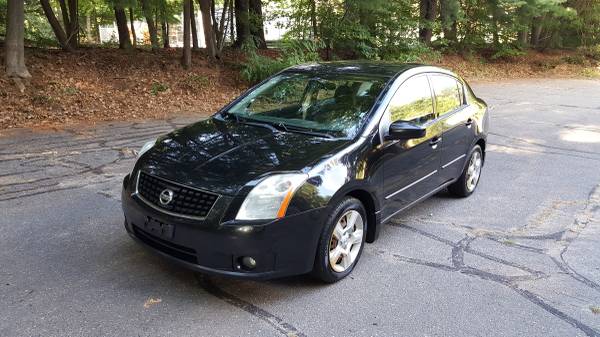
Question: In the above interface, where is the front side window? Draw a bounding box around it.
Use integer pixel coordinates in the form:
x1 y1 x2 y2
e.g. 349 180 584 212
387 75 434 125
227 72 386 138
431 75 463 116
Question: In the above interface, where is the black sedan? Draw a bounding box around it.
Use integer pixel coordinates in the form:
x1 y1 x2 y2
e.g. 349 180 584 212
121 62 488 282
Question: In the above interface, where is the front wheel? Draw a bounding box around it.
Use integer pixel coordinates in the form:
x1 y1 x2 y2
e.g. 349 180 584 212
448 145 483 197
312 197 367 283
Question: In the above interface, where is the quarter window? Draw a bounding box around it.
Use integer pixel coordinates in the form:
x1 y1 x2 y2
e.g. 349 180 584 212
387 76 434 125
431 75 463 116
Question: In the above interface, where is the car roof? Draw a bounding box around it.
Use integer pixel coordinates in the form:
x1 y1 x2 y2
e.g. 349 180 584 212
284 61 441 79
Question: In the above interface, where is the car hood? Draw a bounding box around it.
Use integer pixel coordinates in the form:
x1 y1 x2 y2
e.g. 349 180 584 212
136 117 350 196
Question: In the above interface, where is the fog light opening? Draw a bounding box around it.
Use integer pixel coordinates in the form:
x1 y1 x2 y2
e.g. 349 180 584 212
239 256 257 271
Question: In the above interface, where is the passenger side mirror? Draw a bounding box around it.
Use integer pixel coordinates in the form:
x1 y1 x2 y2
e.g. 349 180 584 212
386 121 426 140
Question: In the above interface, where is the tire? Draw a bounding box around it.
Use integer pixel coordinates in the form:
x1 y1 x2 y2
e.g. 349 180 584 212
448 145 483 198
312 197 367 283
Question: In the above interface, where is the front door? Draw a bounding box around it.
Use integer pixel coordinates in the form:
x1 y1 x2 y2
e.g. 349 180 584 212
380 75 443 221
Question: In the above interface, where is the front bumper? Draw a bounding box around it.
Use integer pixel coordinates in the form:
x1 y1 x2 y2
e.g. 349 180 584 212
121 174 326 280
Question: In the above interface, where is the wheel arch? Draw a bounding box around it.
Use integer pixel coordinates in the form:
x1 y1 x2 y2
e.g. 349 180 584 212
344 188 380 243
475 137 486 163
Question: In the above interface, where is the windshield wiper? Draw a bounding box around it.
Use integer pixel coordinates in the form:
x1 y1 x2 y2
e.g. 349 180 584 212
275 123 335 139
226 112 281 133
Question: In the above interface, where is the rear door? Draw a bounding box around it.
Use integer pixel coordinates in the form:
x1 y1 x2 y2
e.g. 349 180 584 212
429 74 473 182
380 75 444 220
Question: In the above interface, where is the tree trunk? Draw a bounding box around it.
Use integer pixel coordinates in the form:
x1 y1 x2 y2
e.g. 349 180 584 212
310 0 317 39
199 0 217 59
40 0 73 51
129 8 137 48
182 0 192 68
234 0 250 48
114 5 131 49
249 0 266 48
419 0 436 44
439 0 458 43
162 20 170 48
215 0 230 51
58 0 71 35
531 17 543 48
142 0 159 50
190 1 200 50
229 0 235 44
5 0 31 92
67 0 78 48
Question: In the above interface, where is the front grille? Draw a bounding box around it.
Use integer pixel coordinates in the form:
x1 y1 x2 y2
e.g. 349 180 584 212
133 225 198 264
136 171 219 219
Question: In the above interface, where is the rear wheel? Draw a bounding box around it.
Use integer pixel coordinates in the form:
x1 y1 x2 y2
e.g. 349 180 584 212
312 197 367 283
448 145 483 197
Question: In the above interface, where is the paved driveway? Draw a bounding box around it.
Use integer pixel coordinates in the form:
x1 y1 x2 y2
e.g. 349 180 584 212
1 79 600 337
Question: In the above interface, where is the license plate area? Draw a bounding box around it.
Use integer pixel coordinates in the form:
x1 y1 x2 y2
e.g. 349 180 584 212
143 216 175 240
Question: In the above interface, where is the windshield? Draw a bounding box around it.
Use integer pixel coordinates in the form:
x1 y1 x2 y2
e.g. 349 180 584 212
227 72 386 138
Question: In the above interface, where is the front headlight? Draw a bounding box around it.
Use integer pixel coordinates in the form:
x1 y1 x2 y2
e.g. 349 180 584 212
136 139 156 159
235 173 308 220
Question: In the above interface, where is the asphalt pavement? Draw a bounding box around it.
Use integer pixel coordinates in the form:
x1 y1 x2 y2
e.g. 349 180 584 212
1 79 600 337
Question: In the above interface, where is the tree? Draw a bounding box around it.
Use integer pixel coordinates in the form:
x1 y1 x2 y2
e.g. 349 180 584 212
198 0 217 58
4 0 31 92
249 0 267 48
190 0 199 50
129 6 137 48
182 0 192 68
141 0 159 50
40 0 74 51
419 0 437 44
234 0 250 47
113 1 131 49
439 0 459 43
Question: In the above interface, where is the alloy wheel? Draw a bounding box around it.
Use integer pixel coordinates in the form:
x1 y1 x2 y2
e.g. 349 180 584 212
328 210 364 273
466 150 482 192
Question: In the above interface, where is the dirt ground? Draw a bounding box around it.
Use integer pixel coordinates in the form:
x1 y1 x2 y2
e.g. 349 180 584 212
0 47 598 130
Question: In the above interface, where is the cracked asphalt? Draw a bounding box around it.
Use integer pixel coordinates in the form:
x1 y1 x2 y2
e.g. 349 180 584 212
1 79 600 337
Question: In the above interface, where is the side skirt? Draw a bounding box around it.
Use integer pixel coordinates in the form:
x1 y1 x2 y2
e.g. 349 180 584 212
381 179 456 224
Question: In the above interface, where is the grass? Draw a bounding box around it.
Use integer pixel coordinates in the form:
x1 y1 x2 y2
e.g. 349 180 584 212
64 86 79 95
150 82 169 96
591 306 600 315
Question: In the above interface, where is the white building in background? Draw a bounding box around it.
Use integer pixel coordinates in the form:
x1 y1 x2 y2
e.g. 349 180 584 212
99 8 288 47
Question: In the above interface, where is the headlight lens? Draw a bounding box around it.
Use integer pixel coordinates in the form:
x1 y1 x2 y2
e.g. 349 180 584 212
235 173 308 220
137 140 156 159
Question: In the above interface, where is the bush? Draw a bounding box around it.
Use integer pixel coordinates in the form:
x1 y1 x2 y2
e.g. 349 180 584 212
380 41 441 63
490 47 526 60
562 54 587 65
580 45 600 61
240 39 324 83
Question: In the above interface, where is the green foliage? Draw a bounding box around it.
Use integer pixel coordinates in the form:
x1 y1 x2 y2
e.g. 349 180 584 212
150 82 169 95
490 46 527 60
64 86 80 95
240 39 324 83
580 45 600 61
562 54 587 65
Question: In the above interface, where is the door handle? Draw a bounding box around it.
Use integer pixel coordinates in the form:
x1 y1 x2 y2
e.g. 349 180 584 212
465 118 474 128
429 136 442 148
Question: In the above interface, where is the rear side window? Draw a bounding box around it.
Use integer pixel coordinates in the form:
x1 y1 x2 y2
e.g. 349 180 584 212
387 76 434 125
431 75 463 116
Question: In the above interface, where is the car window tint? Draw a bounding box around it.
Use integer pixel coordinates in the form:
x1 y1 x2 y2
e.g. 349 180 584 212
388 76 434 125
431 75 462 116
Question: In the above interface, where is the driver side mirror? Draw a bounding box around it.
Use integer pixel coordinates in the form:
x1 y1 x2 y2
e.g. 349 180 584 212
386 121 426 140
